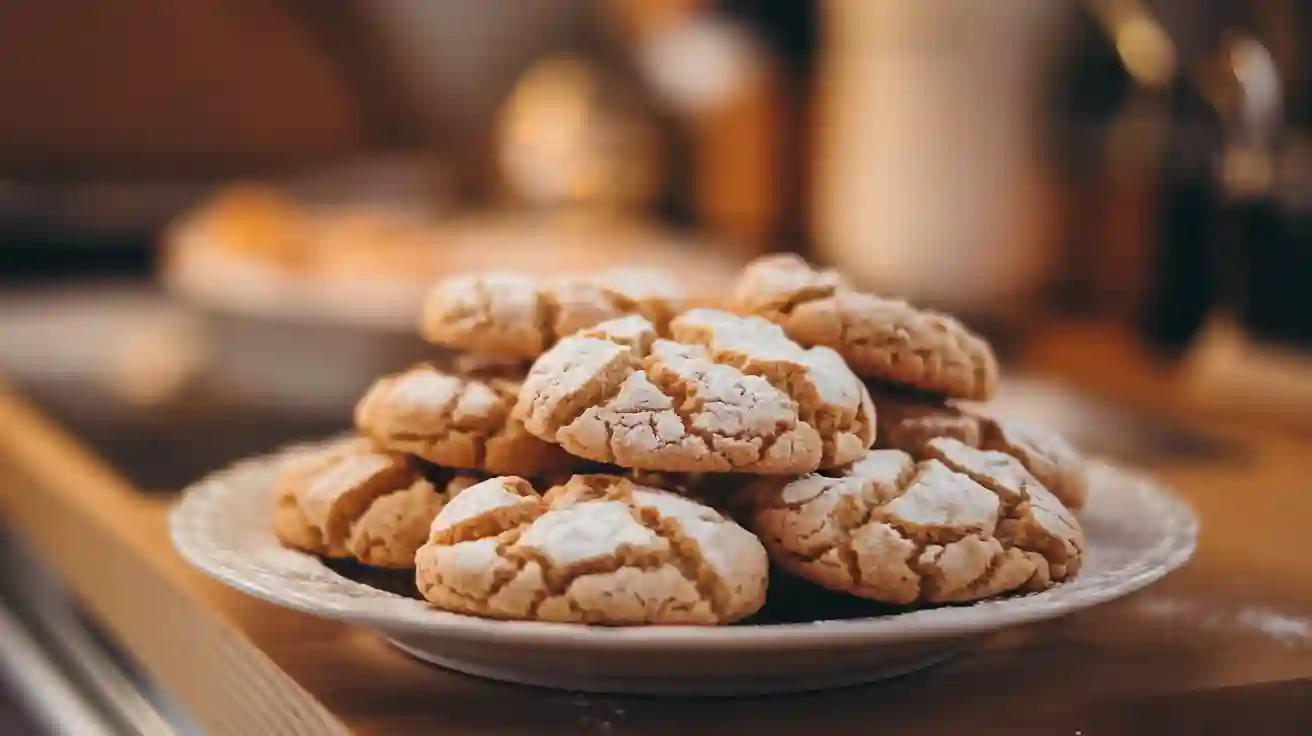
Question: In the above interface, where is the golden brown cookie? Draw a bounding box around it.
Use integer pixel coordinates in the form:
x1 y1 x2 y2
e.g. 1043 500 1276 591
731 254 999 400
742 439 1084 605
414 474 768 625
348 475 483 568
516 309 876 474
272 437 375 553
874 391 1089 510
273 445 481 568
419 269 686 359
355 365 583 477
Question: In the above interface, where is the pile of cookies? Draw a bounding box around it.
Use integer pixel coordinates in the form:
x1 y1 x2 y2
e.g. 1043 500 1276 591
274 255 1088 625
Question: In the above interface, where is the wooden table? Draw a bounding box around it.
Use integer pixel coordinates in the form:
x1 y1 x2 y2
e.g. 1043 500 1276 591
1 324 1310 734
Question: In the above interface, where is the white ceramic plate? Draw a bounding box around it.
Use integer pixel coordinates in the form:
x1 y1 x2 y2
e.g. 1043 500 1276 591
169 442 1198 696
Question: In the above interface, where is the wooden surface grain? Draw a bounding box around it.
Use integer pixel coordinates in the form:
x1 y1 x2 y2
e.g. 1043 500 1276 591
2 324 1312 734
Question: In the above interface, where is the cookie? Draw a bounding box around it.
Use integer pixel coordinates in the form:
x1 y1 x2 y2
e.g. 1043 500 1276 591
349 475 482 568
742 439 1084 605
516 309 876 474
420 269 686 359
731 254 999 400
273 445 481 568
272 437 375 552
414 474 768 625
355 365 583 477
874 392 1089 510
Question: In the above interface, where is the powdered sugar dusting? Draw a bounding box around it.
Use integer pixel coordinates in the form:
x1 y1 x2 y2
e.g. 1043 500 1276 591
1234 607 1312 646
1135 595 1312 648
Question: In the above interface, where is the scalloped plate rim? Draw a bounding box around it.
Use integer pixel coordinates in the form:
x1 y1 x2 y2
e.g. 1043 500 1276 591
169 441 1199 651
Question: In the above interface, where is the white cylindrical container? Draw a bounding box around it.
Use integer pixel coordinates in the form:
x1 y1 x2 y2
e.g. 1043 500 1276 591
813 0 1069 317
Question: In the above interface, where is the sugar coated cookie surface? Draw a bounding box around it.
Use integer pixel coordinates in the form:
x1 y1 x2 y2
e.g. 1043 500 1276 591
420 269 686 359
355 365 583 477
272 437 375 554
273 443 481 568
414 474 769 625
742 440 1084 605
516 310 875 474
731 254 999 400
874 392 1088 510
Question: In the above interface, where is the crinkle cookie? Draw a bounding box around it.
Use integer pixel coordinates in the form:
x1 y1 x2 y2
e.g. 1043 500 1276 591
516 309 876 474
273 445 481 568
420 269 686 359
731 254 999 400
355 365 583 477
742 439 1084 605
414 474 768 625
875 392 1088 510
272 437 374 553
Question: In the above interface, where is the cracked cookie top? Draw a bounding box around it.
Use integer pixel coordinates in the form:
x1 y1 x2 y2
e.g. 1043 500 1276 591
874 391 1088 510
273 443 482 568
273 437 375 554
515 309 876 474
419 269 686 359
355 365 584 477
414 474 768 625
730 254 1000 400
741 439 1084 605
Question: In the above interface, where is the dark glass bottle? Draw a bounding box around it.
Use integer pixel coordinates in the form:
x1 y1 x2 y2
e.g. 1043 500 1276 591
1216 139 1312 348
1138 78 1225 353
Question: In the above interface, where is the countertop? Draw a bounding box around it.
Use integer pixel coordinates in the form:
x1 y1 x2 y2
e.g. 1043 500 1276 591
1 322 1310 734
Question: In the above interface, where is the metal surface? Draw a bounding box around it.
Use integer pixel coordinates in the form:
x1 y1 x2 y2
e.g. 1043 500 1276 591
0 391 352 735
0 531 186 735
0 603 116 736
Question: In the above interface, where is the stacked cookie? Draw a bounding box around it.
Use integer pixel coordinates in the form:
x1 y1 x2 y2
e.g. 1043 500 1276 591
273 269 769 625
729 255 1086 605
730 254 1088 512
272 437 485 568
274 257 1090 625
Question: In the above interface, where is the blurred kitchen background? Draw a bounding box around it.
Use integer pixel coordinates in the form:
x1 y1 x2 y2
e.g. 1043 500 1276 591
0 2 1309 731
0 0 1309 494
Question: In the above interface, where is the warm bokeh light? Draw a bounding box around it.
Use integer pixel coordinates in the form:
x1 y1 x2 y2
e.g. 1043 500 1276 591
0 3 1308 732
